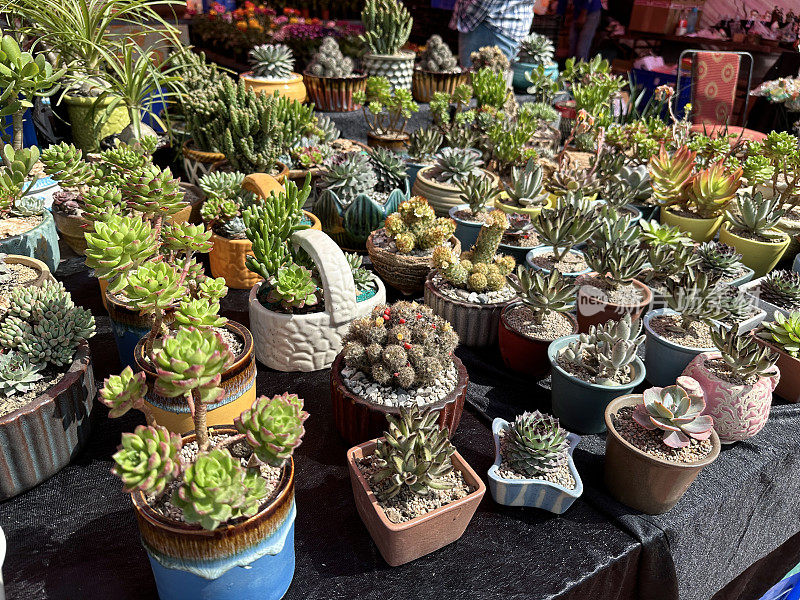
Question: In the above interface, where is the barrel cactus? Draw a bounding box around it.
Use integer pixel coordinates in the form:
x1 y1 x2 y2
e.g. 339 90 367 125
234 393 309 467
111 424 182 495
503 411 569 477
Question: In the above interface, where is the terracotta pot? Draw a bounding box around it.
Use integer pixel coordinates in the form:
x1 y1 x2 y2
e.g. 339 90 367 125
3 254 53 287
132 427 296 600
208 233 262 291
133 321 257 435
411 67 470 103
718 223 790 279
752 330 800 403
498 302 578 377
366 131 409 152
576 274 652 333
0 341 95 500
346 439 485 566
302 71 367 112
330 352 468 445
660 208 723 243
412 167 499 217
210 160 289 184
366 230 460 295
53 209 90 255
682 351 779 444
181 139 225 187
240 71 307 103
604 393 721 514
423 271 511 347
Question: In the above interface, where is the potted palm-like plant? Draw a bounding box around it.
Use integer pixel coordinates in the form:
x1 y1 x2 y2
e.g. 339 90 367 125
755 312 800 403
499 266 577 377
412 35 468 103
718 190 790 278
604 377 720 514
0 281 95 500
241 43 306 102
98 335 308 600
346 406 485 566
303 37 367 112
359 0 414 90
353 76 419 150
494 159 553 218
548 314 646 433
488 411 582 512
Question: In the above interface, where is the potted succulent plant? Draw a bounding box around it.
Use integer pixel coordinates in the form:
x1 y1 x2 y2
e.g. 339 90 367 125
741 269 800 319
98 335 308 600
245 179 385 372
353 76 419 150
499 266 577 377
498 213 540 265
694 241 754 286
0 281 95 500
713 285 767 334
427 210 517 347
682 325 779 443
548 314 646 434
412 148 499 217
367 196 459 295
494 159 553 218
512 33 558 89
0 254 52 308
718 190 790 278
240 43 306 102
403 128 443 188
604 377 720 514
359 0 415 90
643 269 727 387
611 164 657 220
470 46 512 88
303 37 367 112
449 171 503 250
755 311 800 403
488 411 582 512
638 232 699 304
314 148 410 250
412 35 468 103
331 300 466 444
346 406 485 566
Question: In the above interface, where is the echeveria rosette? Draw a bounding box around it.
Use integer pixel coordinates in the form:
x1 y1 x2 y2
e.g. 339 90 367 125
0 352 43 397
84 214 157 294
632 376 714 449
162 222 214 255
151 326 234 405
111 425 182 496
198 277 228 303
234 393 309 467
266 264 319 310
123 165 185 217
122 262 186 315
174 297 228 329
99 366 147 418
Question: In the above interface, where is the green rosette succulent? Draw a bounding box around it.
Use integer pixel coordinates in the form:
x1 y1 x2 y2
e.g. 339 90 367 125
111 424 182 495
266 264 319 310
40 142 98 189
151 326 234 404
99 366 147 418
175 297 228 329
504 411 569 477
122 262 186 315
84 214 157 293
82 185 124 222
123 165 184 217
162 222 214 255
0 351 44 397
198 277 228 303
234 393 309 467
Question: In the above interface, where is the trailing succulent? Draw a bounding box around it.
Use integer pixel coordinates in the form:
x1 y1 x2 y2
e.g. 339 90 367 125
709 324 778 381
383 196 456 253
632 377 714 448
360 0 413 56
503 411 569 478
307 37 355 78
418 35 459 73
249 43 294 80
758 270 800 311
342 301 458 389
508 266 575 325
758 312 800 358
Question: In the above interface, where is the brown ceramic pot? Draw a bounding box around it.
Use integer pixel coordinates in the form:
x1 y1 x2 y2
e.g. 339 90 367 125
181 139 226 187
0 340 95 500
411 67 470 103
366 131 409 152
604 393 720 514
498 302 578 377
52 209 89 254
3 254 52 287
752 330 800 403
346 439 485 566
576 274 653 333
302 70 367 112
330 352 467 445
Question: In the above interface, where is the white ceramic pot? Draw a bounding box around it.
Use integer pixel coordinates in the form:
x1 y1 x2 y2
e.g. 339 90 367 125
361 51 415 90
248 228 386 372
740 276 793 321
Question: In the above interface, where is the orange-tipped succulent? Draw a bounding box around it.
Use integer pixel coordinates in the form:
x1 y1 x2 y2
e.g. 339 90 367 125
686 162 742 218
648 146 696 208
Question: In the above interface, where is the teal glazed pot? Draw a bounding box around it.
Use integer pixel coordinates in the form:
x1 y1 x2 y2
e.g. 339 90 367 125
0 210 60 273
547 335 646 434
132 428 296 600
488 418 583 512
449 204 482 251
403 158 429 190
106 292 175 369
511 62 558 89
312 179 410 251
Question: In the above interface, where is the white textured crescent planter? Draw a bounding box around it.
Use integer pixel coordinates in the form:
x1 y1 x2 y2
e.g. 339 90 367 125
249 228 386 372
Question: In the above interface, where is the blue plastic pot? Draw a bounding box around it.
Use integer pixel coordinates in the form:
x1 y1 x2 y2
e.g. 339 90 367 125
511 61 558 89
548 335 646 434
449 204 482 250
643 308 716 387
404 158 429 190
498 241 533 265
488 418 583 513
0 210 60 273
525 246 590 278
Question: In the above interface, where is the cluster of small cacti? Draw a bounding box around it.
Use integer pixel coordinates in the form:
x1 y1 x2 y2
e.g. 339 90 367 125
384 196 456 253
418 35 459 73
470 46 509 73
342 301 458 389
759 270 800 311
249 44 294 80
503 411 569 477
431 210 515 292
307 37 355 78
319 149 406 207
516 33 555 65
360 0 413 56
632 378 714 448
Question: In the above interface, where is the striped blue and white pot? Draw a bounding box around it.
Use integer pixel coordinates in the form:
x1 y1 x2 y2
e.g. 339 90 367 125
487 418 583 513
132 428 296 600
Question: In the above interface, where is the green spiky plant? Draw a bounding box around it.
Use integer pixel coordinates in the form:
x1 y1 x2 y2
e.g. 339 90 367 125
694 241 745 280
360 0 413 56
517 33 555 65
639 220 693 248
353 76 418 138
471 67 510 110
710 324 779 381
758 270 800 312
758 312 800 358
383 196 456 253
686 162 742 218
248 44 294 80
502 411 569 478
663 268 727 331
531 192 598 263
319 152 379 207
648 146 696 209
427 148 486 186
406 128 443 163
502 159 550 209
457 172 502 216
507 266 575 325
632 377 714 448
724 190 786 241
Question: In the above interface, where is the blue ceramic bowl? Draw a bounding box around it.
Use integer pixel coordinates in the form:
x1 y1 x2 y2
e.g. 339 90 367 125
449 204 482 251
488 418 583 513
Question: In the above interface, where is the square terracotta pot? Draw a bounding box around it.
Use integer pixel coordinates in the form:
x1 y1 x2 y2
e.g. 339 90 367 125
346 440 486 567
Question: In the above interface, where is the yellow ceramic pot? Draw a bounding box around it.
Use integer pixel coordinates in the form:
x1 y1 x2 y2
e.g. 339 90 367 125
718 223 790 278
241 72 307 103
660 208 723 242
494 193 554 218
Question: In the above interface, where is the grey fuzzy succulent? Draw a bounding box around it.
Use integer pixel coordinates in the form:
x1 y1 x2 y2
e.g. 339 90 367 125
249 44 294 80
0 351 44 397
319 152 378 207
418 35 459 73
308 37 355 78
428 148 485 186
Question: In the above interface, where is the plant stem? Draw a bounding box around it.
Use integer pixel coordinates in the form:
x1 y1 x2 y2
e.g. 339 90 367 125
192 390 209 452
11 110 24 152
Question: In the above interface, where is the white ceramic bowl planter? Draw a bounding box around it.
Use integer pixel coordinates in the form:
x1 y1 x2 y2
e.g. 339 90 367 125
249 228 386 372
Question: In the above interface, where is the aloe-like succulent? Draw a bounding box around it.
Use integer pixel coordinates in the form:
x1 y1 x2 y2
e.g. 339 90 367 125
99 366 147 418
664 268 726 330
758 311 800 357
457 172 501 215
759 270 800 311
508 266 575 324
710 324 779 380
406 128 443 162
111 424 182 495
517 33 555 64
584 211 648 287
249 44 294 80
0 351 44 397
686 162 742 218
503 159 550 208
648 146 696 208
532 193 597 261
234 393 309 467
725 191 786 240
503 411 569 477
632 377 714 448
639 219 693 248
266 264 319 311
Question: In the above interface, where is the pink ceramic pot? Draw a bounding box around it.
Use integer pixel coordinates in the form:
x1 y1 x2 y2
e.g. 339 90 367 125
682 352 780 444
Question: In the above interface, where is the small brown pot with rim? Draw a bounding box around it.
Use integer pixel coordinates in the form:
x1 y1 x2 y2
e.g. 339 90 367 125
302 70 367 112
366 131 409 152
3 254 53 287
346 438 485 566
53 210 89 254
751 330 800 404
498 302 578 377
366 230 460 295
209 160 289 184
330 352 468 446
604 393 721 514
576 274 653 333
411 68 470 103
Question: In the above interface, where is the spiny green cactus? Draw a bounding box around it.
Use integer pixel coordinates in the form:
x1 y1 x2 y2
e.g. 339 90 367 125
234 393 309 467
633 378 714 448
504 411 569 477
308 37 355 78
99 366 147 418
360 0 413 56
383 196 455 253
418 35 459 73
0 351 44 397
249 44 294 79
112 424 182 495
508 266 575 324
266 264 319 311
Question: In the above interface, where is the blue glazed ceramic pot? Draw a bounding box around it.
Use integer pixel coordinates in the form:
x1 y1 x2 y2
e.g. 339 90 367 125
547 335 646 434
0 210 60 273
525 246 591 278
511 62 558 89
133 430 296 600
449 204 482 251
105 292 175 369
403 158 430 190
488 418 583 513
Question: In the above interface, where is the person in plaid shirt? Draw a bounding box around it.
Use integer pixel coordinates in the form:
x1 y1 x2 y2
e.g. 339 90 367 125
449 0 535 67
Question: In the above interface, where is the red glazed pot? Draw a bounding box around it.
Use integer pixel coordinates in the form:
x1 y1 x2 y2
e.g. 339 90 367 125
576 274 653 333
